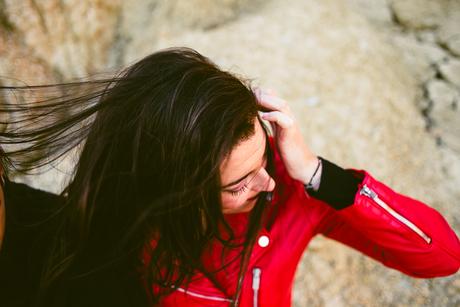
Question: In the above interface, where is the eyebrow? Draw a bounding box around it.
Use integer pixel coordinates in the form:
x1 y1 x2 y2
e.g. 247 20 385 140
221 135 268 190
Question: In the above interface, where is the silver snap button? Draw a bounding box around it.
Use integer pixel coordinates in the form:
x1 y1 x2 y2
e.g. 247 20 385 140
258 235 270 248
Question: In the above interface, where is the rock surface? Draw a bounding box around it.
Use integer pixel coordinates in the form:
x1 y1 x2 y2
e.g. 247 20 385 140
119 0 266 64
427 79 458 110
437 8 460 56
390 0 448 29
427 80 460 152
439 58 460 88
346 0 393 26
1 0 459 306
380 0 460 159
3 0 121 78
391 33 438 83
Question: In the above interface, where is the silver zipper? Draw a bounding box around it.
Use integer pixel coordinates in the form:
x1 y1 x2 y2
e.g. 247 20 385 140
360 184 431 244
252 267 261 307
176 287 233 303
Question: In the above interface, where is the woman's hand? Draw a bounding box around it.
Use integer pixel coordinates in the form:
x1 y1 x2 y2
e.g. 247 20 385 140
255 89 319 185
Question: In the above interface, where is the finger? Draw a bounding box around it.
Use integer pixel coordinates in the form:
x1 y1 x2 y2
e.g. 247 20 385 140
257 93 287 112
253 87 262 99
260 111 293 129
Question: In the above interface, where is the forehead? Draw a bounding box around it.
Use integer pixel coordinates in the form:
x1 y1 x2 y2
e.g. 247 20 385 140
220 120 266 184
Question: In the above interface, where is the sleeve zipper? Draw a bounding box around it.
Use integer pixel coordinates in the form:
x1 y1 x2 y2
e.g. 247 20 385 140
359 184 432 244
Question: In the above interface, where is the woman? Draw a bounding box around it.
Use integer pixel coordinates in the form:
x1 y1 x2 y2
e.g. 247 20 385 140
0 47 459 307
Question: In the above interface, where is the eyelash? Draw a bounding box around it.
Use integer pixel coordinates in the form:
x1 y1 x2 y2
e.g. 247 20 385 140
227 148 269 198
230 183 249 197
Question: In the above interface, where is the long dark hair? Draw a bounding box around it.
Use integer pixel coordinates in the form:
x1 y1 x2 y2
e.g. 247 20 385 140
0 47 273 306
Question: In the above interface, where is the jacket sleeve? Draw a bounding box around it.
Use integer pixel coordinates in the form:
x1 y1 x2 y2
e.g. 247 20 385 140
308 158 460 278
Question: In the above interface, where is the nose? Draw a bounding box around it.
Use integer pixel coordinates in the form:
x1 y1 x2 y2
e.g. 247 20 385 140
251 168 275 193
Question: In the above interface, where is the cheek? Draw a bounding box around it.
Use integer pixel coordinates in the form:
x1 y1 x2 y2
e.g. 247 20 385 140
221 193 246 210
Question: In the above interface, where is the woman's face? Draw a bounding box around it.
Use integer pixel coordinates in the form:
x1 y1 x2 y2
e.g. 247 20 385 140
220 120 276 214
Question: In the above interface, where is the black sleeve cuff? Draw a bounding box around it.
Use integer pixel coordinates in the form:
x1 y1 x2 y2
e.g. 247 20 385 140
306 157 363 210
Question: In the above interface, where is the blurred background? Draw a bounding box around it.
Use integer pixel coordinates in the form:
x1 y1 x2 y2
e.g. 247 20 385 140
1 0 459 306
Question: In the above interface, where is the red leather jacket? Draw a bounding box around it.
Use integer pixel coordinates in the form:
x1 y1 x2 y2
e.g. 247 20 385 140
157 147 460 306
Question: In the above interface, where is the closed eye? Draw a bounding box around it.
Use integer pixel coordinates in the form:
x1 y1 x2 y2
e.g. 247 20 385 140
229 183 249 197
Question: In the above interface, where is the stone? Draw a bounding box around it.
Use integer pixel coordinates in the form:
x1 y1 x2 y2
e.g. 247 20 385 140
446 39 460 57
427 79 460 153
427 79 457 110
431 114 460 153
437 124 460 153
169 0 265 30
416 97 431 113
120 0 266 63
419 42 449 64
439 58 460 88
3 0 121 78
437 10 460 56
347 0 393 25
416 30 437 43
391 34 437 82
0 32 58 85
390 0 448 30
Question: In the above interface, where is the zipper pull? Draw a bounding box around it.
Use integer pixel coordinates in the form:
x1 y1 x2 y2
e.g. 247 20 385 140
252 267 261 307
266 192 273 202
360 184 377 199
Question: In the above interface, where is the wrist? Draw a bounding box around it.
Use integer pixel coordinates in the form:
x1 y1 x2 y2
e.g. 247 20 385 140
298 156 319 180
302 157 322 191
304 158 323 191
